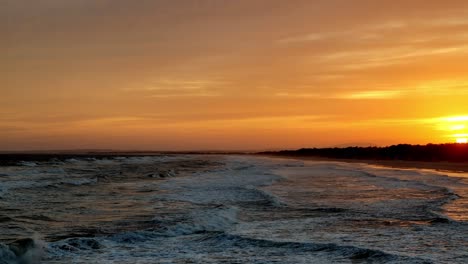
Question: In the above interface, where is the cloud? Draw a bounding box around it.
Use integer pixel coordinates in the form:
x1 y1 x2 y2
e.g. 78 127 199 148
278 11 468 45
316 44 468 72
278 20 408 44
122 78 224 98
276 12 468 74
443 116 468 122
334 90 403 99
427 17 468 27
148 92 220 98
413 79 468 95
275 90 403 100
278 33 332 43
275 92 320 98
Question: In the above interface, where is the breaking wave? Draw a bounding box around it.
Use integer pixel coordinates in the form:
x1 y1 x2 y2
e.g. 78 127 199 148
0 238 45 264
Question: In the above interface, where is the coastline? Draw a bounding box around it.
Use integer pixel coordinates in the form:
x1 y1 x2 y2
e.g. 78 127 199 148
259 154 468 173
2 152 468 173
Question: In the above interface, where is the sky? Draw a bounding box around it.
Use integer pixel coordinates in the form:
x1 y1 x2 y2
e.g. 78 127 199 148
2 0 468 151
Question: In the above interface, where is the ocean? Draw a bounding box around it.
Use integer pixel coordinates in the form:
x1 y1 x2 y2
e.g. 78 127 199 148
0 155 467 263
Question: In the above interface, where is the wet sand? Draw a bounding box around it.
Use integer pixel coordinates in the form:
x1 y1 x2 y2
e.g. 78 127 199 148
260 155 468 173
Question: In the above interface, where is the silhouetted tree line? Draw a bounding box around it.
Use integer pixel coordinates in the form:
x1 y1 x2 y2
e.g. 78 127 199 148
260 143 468 162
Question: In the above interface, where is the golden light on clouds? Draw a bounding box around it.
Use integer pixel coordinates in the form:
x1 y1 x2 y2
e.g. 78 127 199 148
433 116 468 143
2 1 468 150
337 90 402 100
450 124 466 131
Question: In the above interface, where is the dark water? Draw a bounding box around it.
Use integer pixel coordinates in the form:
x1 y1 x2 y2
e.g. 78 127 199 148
0 155 467 263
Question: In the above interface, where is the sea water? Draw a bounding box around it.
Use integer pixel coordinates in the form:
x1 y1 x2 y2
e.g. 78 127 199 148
0 155 467 263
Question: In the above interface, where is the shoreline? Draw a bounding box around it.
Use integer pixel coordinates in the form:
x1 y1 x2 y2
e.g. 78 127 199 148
259 154 468 173
2 152 468 173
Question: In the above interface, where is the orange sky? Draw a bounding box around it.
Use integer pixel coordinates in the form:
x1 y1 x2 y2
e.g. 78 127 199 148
2 0 468 150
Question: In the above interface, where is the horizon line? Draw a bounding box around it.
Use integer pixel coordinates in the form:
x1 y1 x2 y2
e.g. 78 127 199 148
1 142 466 155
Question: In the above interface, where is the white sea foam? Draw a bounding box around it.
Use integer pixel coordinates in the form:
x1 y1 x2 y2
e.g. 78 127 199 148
158 156 284 206
18 162 37 167
0 236 45 264
162 207 239 236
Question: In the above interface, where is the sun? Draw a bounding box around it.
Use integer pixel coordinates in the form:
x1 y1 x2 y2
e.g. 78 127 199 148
456 138 468 143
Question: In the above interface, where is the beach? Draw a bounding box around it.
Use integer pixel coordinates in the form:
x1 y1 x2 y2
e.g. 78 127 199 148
261 155 468 173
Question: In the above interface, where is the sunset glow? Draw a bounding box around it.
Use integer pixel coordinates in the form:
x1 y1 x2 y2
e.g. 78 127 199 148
2 5 468 261
2 1 468 150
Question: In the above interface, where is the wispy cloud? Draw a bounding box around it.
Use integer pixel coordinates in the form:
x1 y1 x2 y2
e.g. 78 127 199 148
277 20 407 44
403 115 468 139
275 92 320 98
275 90 404 100
277 13 468 74
334 90 403 100
273 78 468 100
278 33 332 44
317 44 468 71
412 79 468 95
122 78 225 98
427 17 468 27
148 92 220 98
278 13 468 45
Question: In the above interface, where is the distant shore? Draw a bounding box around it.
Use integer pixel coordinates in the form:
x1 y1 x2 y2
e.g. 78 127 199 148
2 150 468 173
257 144 468 173
260 154 468 173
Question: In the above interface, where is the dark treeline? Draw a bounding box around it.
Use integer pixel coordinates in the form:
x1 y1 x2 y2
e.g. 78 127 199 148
260 143 468 162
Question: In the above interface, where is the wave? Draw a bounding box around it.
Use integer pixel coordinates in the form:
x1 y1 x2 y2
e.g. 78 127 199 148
197 232 433 263
53 237 102 252
146 169 177 178
108 231 157 244
0 238 45 264
337 167 463 223
156 206 239 237
17 162 37 167
55 177 98 186
244 187 285 207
